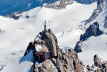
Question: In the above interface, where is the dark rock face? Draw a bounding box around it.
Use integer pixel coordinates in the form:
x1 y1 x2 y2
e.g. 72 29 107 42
80 22 103 41
74 41 82 53
24 42 37 56
104 17 107 28
93 54 102 67
74 22 103 53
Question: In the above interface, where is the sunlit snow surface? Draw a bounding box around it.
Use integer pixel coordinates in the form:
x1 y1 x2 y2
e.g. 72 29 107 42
78 35 107 65
0 1 106 72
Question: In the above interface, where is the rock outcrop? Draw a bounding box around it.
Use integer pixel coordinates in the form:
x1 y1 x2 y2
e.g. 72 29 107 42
84 54 107 72
21 24 85 72
44 0 74 9
30 49 85 72
80 22 103 41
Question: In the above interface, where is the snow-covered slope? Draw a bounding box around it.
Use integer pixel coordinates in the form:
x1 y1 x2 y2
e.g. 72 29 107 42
36 2 96 48
78 0 107 65
0 1 98 72
79 34 107 65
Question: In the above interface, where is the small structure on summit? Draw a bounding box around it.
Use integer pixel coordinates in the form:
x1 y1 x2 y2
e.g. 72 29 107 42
22 21 59 63
34 21 59 57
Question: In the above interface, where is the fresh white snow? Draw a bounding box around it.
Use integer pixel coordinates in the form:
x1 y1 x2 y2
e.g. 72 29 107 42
79 35 107 65
0 1 105 72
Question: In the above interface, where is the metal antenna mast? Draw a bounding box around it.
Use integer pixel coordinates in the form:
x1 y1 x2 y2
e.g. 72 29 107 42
44 20 47 31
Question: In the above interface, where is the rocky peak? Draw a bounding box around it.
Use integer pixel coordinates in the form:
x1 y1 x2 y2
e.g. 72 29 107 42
20 24 85 72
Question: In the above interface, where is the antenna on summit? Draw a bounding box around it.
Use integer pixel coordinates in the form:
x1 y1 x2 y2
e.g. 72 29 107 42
44 20 47 31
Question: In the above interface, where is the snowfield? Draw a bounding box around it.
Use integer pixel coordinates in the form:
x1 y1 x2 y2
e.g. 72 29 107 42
79 34 107 65
1 1 106 72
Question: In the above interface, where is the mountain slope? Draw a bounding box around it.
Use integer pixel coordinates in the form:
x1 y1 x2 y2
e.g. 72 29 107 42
0 2 96 72
78 0 107 65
